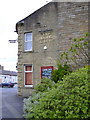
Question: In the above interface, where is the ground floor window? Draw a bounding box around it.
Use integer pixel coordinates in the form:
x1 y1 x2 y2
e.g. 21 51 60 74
24 65 33 87
41 66 54 79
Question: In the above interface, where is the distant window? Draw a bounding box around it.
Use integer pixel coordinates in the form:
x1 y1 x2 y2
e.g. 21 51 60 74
24 65 33 87
24 32 33 51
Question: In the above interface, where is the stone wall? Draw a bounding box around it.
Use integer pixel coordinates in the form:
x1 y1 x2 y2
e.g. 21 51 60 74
16 2 89 97
17 3 59 96
57 2 88 68
58 2 88 51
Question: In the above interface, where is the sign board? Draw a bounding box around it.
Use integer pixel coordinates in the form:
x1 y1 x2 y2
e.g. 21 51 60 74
41 66 53 79
9 40 16 43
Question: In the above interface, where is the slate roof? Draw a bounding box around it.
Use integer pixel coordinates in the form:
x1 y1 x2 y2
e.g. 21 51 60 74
2 70 17 76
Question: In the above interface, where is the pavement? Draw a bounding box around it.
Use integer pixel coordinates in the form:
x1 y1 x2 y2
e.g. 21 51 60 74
0 84 25 120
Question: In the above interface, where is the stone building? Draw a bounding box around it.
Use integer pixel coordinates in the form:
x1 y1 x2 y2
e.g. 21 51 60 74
16 2 88 97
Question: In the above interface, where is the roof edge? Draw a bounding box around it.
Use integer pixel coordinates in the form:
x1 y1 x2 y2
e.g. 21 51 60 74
15 2 57 33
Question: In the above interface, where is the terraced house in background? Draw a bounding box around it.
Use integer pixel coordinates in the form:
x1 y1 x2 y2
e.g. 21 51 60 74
0 65 17 84
16 2 89 97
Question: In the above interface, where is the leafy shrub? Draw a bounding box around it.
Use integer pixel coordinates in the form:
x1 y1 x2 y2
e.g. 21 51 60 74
51 63 72 83
23 66 90 119
34 78 55 93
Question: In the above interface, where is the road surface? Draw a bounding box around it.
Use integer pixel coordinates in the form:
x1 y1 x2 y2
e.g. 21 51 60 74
0 85 25 119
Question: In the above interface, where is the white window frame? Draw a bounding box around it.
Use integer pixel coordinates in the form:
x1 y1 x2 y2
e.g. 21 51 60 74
24 32 33 51
24 64 33 87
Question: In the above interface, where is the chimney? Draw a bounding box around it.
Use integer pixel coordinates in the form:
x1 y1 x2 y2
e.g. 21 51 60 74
1 66 4 70
0 65 1 70
0 65 4 70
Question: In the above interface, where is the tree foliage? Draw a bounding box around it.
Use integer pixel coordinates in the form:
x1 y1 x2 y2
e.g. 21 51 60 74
59 33 89 70
51 63 72 83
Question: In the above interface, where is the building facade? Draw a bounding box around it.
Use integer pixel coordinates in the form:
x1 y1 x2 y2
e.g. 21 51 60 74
0 65 17 84
16 2 88 97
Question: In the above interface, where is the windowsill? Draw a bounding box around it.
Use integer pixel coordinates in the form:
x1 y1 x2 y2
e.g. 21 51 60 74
25 85 33 88
23 50 34 53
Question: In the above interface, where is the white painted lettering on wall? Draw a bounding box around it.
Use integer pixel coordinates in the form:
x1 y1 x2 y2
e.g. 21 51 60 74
39 32 54 44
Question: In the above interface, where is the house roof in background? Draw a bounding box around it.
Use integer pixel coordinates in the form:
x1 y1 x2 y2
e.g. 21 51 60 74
2 70 17 76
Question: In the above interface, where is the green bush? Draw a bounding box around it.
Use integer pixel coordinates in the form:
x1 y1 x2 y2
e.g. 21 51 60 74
23 66 90 119
34 78 55 93
51 64 72 83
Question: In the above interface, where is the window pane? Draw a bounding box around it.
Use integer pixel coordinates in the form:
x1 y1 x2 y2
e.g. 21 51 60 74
25 33 32 41
26 66 32 71
24 32 33 51
25 41 32 51
25 65 33 86
25 72 32 85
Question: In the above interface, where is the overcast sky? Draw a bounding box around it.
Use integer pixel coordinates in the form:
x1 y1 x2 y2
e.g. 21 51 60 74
0 0 52 71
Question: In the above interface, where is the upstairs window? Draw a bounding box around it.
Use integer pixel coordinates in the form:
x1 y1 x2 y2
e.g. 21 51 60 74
24 32 33 51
